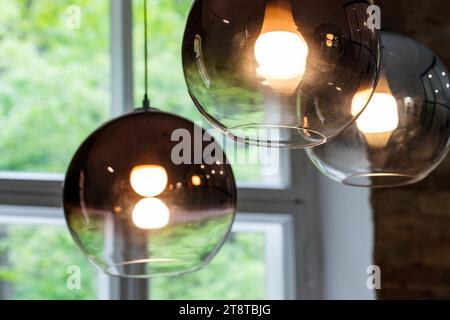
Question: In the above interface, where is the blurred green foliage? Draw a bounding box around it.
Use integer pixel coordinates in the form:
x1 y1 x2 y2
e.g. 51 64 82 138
0 0 267 300
0 225 97 299
0 0 109 172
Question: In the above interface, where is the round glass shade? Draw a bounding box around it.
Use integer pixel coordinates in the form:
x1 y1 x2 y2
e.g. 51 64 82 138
63 109 237 277
182 0 380 148
306 32 450 188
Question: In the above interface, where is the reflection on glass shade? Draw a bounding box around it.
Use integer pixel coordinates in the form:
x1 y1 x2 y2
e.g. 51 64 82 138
306 32 450 188
191 175 202 186
183 0 380 148
130 165 168 197
63 109 237 277
132 198 170 230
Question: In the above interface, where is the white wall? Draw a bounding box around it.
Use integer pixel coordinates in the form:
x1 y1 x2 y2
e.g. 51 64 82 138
317 173 376 300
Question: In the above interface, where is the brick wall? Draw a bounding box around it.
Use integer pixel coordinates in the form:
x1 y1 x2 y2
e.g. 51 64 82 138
373 0 450 299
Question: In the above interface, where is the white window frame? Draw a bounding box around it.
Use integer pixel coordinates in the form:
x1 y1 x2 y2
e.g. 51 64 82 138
0 0 323 300
233 214 296 300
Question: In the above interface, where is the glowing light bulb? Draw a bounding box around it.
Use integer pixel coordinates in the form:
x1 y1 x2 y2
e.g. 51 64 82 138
354 93 399 133
351 74 399 148
130 165 168 197
132 198 170 230
255 32 308 80
254 0 309 93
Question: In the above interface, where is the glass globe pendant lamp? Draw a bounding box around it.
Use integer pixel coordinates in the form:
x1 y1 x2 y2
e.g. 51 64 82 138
63 109 237 277
182 0 380 148
306 32 450 188
62 0 237 278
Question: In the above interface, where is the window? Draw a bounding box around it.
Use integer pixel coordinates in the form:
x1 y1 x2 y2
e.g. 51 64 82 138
150 214 295 300
0 206 297 300
0 0 319 300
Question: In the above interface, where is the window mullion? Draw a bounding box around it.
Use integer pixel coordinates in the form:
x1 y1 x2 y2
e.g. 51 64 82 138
111 0 134 117
110 0 148 300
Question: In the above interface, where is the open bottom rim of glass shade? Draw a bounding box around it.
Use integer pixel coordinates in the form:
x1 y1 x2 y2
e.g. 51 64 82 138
189 92 327 148
102 258 209 278
227 124 327 148
343 172 418 188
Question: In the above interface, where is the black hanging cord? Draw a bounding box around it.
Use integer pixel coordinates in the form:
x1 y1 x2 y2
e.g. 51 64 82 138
142 0 150 109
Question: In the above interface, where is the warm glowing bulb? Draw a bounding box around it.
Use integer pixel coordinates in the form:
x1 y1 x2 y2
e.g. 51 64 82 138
132 198 170 230
255 31 308 81
354 93 399 134
130 165 168 197
254 0 309 93
352 92 399 147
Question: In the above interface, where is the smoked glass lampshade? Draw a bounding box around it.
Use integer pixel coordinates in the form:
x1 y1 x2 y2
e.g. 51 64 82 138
63 109 237 277
182 0 380 148
306 32 450 188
